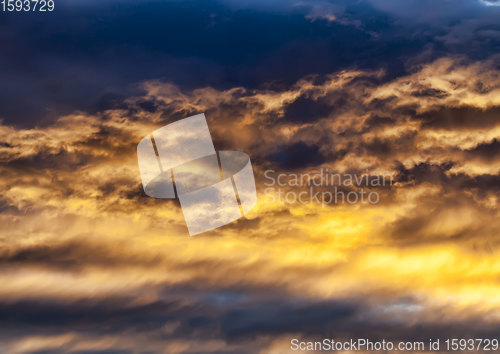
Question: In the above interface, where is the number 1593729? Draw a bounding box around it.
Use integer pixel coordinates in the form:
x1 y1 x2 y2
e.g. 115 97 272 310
1 0 54 12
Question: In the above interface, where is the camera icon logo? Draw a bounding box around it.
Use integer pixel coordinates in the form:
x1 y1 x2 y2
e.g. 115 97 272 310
137 113 257 236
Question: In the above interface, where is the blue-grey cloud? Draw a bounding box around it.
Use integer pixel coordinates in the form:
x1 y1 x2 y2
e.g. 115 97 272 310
1 0 498 126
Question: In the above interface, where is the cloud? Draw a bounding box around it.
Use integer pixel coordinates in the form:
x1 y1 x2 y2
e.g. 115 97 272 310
299 1 339 22
1 0 499 126
465 138 500 161
271 142 327 169
479 0 500 6
0 56 499 352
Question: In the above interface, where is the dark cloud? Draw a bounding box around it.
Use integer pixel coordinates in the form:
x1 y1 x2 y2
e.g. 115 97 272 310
0 200 22 215
413 106 500 129
395 162 454 185
460 173 500 194
363 114 397 129
2 292 500 353
411 87 450 98
1 0 498 126
360 131 418 159
0 240 162 270
0 295 360 354
271 142 327 169
282 96 333 123
395 161 500 194
465 138 500 161
0 297 191 336
4 148 95 171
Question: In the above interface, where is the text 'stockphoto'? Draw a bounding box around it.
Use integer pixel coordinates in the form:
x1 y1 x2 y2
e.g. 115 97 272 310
0 0 499 353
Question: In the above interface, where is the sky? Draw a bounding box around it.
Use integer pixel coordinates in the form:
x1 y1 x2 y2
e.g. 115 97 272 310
0 0 499 352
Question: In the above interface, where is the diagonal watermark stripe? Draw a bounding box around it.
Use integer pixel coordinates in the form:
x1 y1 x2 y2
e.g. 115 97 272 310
137 113 257 236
